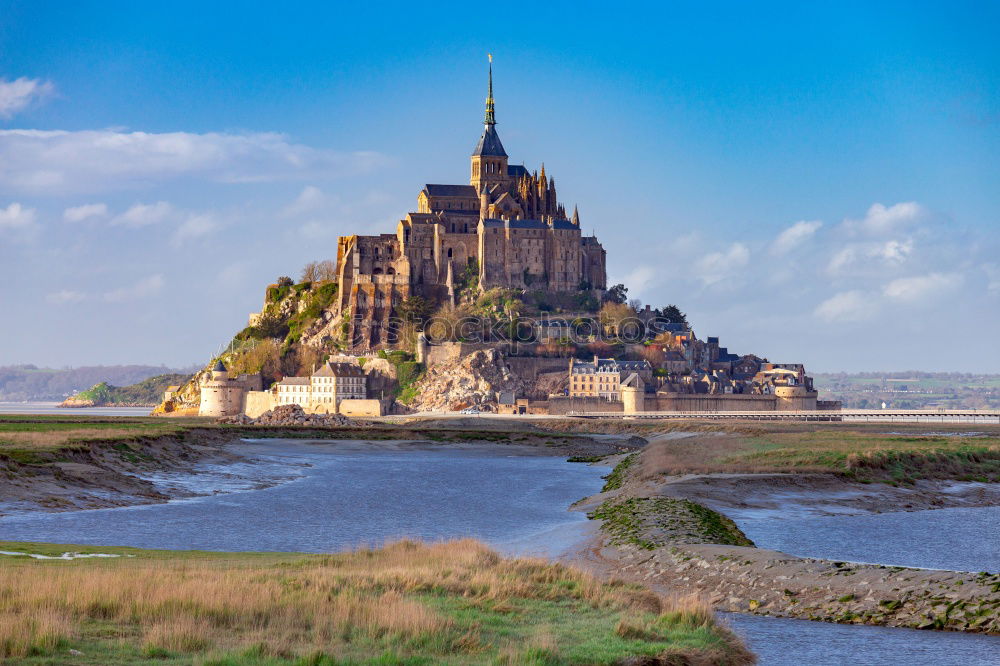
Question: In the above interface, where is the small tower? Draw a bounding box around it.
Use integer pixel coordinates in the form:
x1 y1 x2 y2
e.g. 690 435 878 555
572 205 580 226
211 359 228 380
470 55 509 192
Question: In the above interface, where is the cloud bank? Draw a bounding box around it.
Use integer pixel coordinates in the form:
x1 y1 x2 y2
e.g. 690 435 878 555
0 129 389 195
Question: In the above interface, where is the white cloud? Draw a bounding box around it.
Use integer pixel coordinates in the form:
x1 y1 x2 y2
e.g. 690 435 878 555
826 238 913 274
63 202 108 222
282 185 328 217
621 265 656 298
695 243 750 286
845 201 927 236
0 202 36 229
45 289 86 304
172 213 218 246
0 129 388 195
875 238 913 264
103 274 165 302
0 77 54 119
883 272 963 303
814 290 875 322
771 220 822 255
112 201 172 227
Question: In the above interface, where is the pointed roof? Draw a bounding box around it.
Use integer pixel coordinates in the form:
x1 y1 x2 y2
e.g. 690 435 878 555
212 360 226 372
472 56 507 157
472 124 507 157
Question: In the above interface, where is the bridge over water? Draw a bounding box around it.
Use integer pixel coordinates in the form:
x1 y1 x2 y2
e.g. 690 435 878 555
566 409 1000 424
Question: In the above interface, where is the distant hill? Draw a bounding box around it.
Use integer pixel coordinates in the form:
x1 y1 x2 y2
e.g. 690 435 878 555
60 374 193 408
0 364 199 402
813 372 1000 410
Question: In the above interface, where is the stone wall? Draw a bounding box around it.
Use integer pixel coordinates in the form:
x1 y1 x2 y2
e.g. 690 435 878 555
338 399 384 417
648 394 777 412
245 391 276 418
424 341 500 367
547 396 624 415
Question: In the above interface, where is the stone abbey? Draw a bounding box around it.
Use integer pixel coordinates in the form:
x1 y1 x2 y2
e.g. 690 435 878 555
334 59 607 348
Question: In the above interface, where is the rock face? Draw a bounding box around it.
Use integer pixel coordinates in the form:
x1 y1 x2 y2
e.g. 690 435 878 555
406 349 530 412
219 404 368 427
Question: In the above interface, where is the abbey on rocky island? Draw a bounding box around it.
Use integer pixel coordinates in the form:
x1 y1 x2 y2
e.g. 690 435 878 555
333 59 607 348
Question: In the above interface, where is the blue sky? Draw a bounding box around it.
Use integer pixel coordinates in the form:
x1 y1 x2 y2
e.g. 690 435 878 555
1 1 998 371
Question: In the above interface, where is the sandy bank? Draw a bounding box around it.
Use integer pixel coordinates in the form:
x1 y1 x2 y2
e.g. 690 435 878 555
0 424 640 515
568 443 1000 634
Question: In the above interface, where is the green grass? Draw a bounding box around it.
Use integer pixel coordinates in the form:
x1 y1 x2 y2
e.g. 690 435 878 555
720 432 1000 483
588 497 754 550
0 540 752 665
0 416 190 460
639 424 1000 484
599 453 638 492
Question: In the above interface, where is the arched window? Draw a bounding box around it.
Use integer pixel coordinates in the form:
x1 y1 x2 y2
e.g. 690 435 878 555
447 248 453 258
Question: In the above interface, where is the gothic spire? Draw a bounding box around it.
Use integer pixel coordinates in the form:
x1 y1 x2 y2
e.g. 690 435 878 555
471 54 506 158
484 54 495 125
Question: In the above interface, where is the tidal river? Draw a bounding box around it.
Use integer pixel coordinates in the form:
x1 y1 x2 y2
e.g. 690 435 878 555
0 439 997 665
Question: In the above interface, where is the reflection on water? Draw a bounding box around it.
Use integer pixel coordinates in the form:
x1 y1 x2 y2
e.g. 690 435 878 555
0 440 605 554
1 438 998 664
732 504 1000 573
725 613 1000 666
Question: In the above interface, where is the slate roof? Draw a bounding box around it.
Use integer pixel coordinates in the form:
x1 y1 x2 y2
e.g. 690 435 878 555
471 124 507 157
313 362 365 378
480 217 578 231
507 164 529 178
506 218 548 230
212 360 226 372
277 377 310 386
424 184 478 197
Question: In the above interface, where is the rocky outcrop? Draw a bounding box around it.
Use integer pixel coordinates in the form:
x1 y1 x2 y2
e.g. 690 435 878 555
406 349 531 412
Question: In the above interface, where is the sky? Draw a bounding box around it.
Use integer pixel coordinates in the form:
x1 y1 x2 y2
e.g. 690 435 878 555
1 1 998 372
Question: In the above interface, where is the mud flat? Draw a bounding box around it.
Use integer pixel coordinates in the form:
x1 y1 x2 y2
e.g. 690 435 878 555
572 434 1000 635
0 417 641 515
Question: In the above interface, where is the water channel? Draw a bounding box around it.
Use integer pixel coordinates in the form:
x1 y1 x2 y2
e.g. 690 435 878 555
0 439 997 665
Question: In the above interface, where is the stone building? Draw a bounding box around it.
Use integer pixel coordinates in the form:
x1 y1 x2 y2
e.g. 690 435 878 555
334 59 607 348
275 360 367 409
568 357 653 401
198 361 262 417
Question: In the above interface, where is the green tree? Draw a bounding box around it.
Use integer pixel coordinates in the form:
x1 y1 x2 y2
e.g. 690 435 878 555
603 283 628 304
656 304 689 326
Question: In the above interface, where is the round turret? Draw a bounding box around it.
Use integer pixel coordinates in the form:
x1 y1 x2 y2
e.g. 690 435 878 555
211 360 228 380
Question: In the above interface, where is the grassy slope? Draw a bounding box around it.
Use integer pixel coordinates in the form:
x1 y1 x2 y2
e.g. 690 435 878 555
0 415 197 463
0 540 752 666
620 422 1000 485
69 374 191 406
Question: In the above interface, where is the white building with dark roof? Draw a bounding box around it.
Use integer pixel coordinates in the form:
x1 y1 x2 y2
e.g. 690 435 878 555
275 361 367 408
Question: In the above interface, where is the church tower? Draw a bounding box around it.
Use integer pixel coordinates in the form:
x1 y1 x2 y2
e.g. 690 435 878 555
470 55 509 193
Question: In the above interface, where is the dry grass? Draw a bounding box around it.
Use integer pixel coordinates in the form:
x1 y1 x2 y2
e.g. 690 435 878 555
638 424 1000 483
0 416 188 457
0 539 753 664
